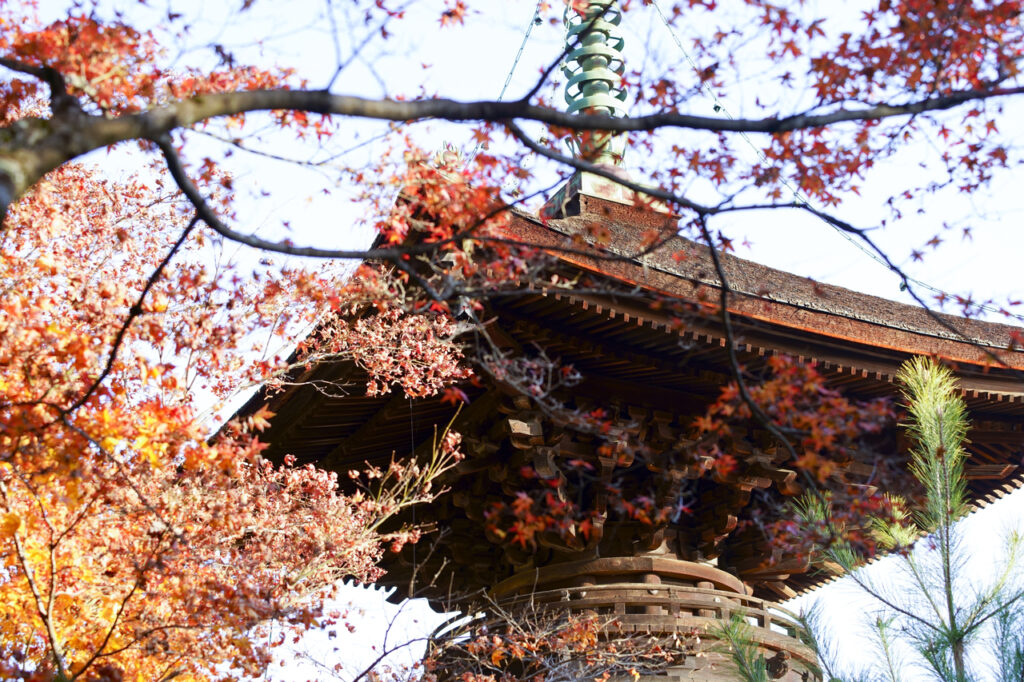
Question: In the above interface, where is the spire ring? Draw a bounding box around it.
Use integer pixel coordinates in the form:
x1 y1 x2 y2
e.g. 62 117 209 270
562 0 627 164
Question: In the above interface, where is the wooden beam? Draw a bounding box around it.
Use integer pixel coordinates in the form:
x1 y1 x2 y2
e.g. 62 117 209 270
965 463 1019 480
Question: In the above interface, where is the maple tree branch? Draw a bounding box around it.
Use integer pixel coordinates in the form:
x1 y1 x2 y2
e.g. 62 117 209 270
154 656 187 682
97 623 203 658
46 533 61 673
0 479 70 679
10 456 52 534
61 418 176 536
803 204 1024 377
694 217 800 462
190 128 336 170
112 84 1024 139
2 78 1021 224
504 120 711 214
52 487 103 547
509 120 1023 378
507 120 872 241
159 131 543 302
406 527 450 599
162 118 851 281
72 533 164 680
323 0 416 92
391 256 443 303
0 57 76 113
694 217 855 511
156 135 440 260
61 213 201 419
159 132 611 278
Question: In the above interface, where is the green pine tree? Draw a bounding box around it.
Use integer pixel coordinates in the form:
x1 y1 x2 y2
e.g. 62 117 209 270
722 358 1024 681
800 357 1024 682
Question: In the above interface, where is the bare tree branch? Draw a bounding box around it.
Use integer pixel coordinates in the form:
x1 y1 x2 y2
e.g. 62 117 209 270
0 73 1021 221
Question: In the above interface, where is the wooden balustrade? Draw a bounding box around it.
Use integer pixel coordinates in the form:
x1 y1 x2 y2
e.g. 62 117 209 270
487 555 819 680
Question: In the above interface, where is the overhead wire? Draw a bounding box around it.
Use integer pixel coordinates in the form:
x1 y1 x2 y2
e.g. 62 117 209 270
499 2 545 103
466 2 544 166
648 0 1021 323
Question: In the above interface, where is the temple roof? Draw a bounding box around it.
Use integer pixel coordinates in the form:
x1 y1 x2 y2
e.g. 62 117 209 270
248 180 1024 602
518 189 1024 369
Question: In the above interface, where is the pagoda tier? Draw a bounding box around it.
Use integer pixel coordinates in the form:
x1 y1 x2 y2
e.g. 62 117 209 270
245 178 1024 679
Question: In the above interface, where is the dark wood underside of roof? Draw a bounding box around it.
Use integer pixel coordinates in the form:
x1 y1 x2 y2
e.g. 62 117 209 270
253 285 1024 604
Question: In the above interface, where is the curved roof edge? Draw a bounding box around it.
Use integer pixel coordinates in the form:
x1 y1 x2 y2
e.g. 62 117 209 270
509 194 1024 371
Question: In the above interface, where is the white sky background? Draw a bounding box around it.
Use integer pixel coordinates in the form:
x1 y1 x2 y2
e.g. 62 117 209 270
32 0 1024 678
121 0 1024 314
256 584 450 681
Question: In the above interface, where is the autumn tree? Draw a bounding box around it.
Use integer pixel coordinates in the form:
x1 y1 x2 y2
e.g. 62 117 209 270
1 0 1024 680
0 154 472 680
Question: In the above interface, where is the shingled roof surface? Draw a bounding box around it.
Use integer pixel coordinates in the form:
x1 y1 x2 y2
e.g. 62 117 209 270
514 193 1024 370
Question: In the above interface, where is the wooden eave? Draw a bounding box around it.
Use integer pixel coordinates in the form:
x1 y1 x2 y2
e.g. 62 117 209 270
246 191 1024 602
507 194 1024 372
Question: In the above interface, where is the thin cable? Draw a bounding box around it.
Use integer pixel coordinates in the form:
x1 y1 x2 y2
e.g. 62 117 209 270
500 2 544 103
466 2 544 165
409 396 416 596
650 0 1021 322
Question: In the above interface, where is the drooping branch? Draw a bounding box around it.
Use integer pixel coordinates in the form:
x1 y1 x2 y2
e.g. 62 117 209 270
154 135 441 260
693 216 801 465
60 213 202 419
506 121 1024 379
0 61 1022 223
0 57 76 112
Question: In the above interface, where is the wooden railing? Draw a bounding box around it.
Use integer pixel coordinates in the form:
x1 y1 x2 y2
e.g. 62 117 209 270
490 556 819 680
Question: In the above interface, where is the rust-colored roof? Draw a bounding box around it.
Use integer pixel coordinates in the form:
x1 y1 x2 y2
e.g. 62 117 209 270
512 192 1024 371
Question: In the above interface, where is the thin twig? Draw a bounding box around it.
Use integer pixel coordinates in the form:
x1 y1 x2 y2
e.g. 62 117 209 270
60 213 201 419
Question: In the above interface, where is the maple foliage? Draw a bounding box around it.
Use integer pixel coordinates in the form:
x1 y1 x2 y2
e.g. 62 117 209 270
0 0 1021 679
697 356 896 485
696 356 905 562
0 161 465 679
480 356 901 563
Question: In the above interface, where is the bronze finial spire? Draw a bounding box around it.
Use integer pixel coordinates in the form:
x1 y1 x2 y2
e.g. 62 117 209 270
542 0 646 217
563 0 627 167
